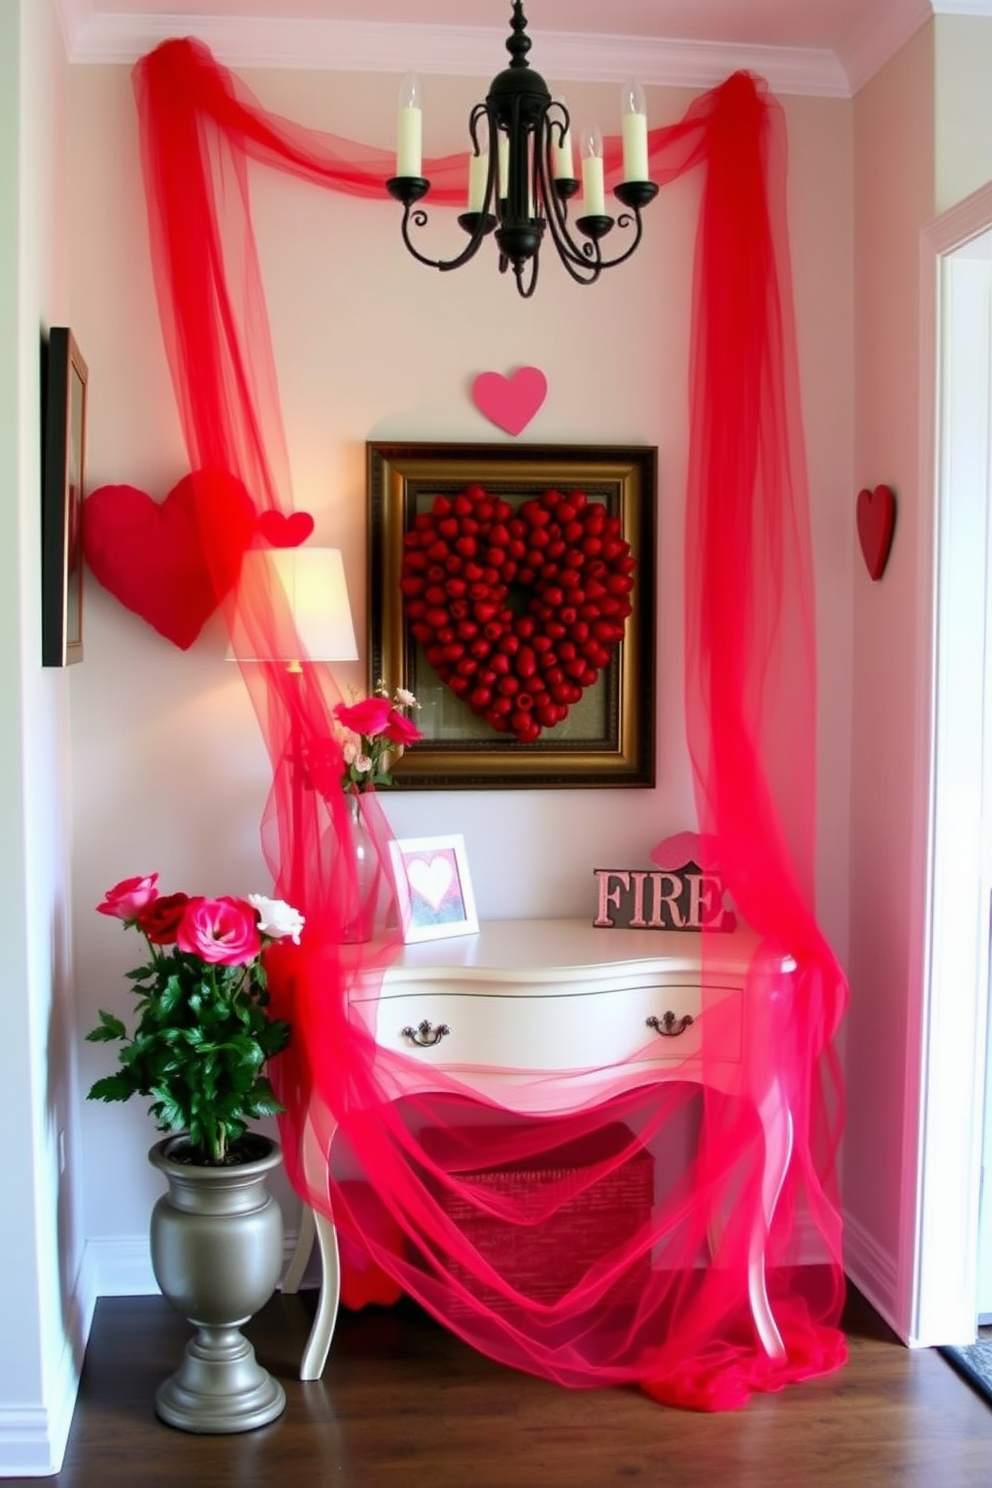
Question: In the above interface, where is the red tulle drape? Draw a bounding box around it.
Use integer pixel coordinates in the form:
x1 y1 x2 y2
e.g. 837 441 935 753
128 37 848 1410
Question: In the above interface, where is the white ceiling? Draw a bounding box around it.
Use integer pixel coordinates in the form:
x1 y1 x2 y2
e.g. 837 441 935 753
52 0 992 96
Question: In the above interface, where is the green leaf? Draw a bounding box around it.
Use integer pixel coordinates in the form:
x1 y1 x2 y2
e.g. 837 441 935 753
88 1072 138 1103
85 1010 127 1042
244 1082 286 1119
258 1019 291 1057
150 1087 186 1131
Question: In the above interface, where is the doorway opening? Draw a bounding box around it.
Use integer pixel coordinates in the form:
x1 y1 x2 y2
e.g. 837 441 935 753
914 188 992 1342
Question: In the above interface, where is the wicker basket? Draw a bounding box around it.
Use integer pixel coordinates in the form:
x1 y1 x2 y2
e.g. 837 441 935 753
425 1123 654 1309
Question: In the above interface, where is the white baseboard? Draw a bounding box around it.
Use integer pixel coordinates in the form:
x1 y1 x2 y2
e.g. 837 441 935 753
78 1235 157 1302
843 1209 905 1340
0 1287 85 1478
77 1229 308 1301
0 1403 71 1479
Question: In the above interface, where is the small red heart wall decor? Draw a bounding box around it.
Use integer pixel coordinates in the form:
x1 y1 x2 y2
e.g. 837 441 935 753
472 366 547 436
856 483 896 581
257 509 315 548
83 471 258 649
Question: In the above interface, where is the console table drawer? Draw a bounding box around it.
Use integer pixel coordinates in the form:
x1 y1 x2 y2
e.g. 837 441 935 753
354 982 742 1072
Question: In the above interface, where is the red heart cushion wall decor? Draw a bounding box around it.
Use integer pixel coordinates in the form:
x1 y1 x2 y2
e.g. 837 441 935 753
83 471 258 649
856 483 896 581
401 484 635 743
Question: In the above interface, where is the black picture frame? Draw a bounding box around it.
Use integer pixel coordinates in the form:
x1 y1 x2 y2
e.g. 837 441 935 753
368 441 657 789
41 327 87 667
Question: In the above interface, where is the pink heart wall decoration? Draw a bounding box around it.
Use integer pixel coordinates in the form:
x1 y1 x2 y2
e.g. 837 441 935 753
856 484 896 581
472 366 547 436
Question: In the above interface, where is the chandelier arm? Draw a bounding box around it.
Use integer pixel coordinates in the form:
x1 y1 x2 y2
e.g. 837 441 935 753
395 194 494 274
544 174 652 276
537 134 603 284
514 250 539 298
584 207 648 271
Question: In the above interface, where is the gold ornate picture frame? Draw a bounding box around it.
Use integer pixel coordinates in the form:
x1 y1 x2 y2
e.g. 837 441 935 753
368 441 656 789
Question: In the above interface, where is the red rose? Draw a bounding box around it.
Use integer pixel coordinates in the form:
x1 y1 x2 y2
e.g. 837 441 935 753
97 873 159 920
136 892 190 945
177 896 262 967
334 696 393 737
382 709 422 747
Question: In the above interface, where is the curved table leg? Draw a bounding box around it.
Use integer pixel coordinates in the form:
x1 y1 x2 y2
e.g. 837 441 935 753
299 1211 342 1380
280 1113 342 1379
748 1080 794 1359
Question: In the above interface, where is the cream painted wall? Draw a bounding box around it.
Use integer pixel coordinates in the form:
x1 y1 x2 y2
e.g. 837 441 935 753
0 0 83 1477
848 26 935 1332
65 63 854 1292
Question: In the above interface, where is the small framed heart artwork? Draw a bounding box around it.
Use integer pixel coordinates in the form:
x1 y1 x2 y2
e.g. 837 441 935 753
367 441 657 790
388 833 479 943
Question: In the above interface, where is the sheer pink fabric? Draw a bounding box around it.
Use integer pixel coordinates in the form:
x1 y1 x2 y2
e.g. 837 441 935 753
130 39 848 1410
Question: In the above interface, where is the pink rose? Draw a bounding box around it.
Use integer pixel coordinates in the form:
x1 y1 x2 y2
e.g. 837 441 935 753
136 892 191 946
383 709 422 747
97 873 160 920
334 696 393 737
177 896 262 967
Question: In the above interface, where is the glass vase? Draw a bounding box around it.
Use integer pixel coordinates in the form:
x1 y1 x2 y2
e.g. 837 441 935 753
341 792 379 943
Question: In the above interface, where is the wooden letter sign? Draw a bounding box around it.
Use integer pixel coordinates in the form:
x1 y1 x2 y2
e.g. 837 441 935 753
592 860 735 933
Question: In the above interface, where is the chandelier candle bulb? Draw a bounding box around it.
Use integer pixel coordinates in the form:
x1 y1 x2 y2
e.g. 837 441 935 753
396 73 422 178
580 126 606 217
468 151 489 212
553 105 574 179
621 80 650 183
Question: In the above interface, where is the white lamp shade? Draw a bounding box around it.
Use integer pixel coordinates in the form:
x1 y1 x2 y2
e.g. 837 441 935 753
230 546 359 664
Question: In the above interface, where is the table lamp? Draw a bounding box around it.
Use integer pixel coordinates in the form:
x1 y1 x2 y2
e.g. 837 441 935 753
229 545 359 908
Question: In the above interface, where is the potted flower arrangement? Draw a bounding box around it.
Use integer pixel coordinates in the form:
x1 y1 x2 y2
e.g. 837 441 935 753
85 873 304 1434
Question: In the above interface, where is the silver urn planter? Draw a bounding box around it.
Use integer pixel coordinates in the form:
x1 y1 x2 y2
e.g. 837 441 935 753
148 1133 286 1433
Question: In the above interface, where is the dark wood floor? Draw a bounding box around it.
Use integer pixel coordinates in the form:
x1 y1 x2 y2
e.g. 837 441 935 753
13 1286 992 1487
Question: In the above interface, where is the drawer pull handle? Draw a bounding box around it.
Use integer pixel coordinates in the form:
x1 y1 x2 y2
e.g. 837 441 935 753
402 1020 451 1048
646 1012 694 1038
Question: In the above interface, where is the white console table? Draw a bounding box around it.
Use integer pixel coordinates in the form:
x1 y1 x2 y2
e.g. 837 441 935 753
282 918 794 1379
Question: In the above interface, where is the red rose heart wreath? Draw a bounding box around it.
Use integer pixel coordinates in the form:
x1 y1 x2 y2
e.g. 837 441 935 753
400 484 636 743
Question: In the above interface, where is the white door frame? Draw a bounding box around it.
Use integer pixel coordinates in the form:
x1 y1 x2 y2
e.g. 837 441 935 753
910 181 992 1344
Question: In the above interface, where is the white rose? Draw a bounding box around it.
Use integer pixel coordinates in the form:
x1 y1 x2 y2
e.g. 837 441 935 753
247 893 305 944
355 754 373 775
394 687 419 708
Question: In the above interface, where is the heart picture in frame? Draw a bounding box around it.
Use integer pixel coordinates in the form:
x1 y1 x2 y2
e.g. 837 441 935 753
389 834 479 944
406 854 456 912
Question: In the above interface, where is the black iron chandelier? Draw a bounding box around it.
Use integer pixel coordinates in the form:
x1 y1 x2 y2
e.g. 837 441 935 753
386 1 658 298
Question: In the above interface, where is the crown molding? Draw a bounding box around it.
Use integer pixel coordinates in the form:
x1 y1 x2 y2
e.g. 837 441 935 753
54 0 992 98
53 3 849 96
840 0 933 94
